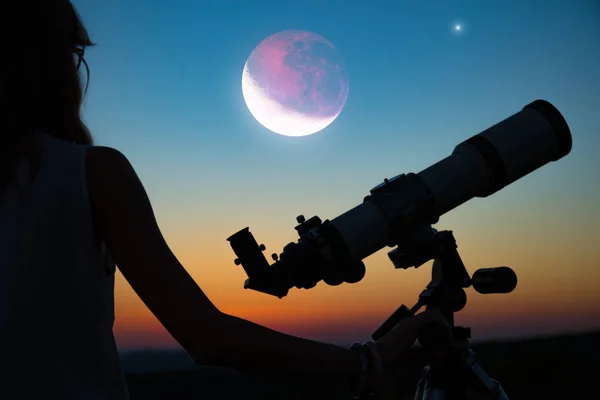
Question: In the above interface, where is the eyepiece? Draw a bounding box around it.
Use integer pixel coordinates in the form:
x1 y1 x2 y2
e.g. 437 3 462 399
227 227 270 278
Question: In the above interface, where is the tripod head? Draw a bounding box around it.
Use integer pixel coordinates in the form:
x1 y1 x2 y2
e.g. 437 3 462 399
382 228 517 400
371 227 517 343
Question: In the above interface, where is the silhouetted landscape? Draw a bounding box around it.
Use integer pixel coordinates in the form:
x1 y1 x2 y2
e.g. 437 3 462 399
122 330 600 399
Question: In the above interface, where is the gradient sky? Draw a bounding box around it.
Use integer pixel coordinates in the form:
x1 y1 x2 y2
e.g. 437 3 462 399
72 0 600 350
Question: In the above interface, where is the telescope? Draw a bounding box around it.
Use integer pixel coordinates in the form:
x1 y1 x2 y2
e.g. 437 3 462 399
228 99 571 400
228 99 572 299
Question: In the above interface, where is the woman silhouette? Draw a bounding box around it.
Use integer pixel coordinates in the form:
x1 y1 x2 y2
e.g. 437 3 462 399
0 1 445 399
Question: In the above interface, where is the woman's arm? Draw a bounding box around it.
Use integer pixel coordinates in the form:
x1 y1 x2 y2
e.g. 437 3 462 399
85 146 362 377
208 314 361 376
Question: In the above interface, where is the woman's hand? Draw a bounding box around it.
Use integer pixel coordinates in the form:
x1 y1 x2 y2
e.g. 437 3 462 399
369 309 449 399
374 309 448 367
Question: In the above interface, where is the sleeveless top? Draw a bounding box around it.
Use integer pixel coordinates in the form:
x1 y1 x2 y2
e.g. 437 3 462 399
0 133 130 399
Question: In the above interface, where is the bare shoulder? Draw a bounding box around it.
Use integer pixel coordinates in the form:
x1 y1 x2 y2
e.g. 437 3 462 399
84 145 169 290
86 145 125 159
84 144 156 254
86 146 133 177
84 145 152 226
85 146 142 199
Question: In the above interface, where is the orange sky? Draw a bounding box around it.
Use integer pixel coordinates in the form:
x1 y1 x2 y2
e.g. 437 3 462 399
113 196 600 349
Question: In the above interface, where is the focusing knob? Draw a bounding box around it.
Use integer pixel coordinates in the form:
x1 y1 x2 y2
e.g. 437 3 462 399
471 267 517 294
234 258 241 266
259 244 266 251
296 215 305 224
271 253 279 261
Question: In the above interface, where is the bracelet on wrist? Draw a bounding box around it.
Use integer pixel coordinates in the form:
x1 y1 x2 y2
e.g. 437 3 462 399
364 341 385 393
349 342 378 399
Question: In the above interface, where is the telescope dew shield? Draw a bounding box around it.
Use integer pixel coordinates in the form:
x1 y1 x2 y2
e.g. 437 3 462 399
329 100 571 263
418 99 572 217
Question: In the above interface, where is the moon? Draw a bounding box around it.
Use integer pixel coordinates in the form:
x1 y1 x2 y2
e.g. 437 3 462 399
241 30 350 137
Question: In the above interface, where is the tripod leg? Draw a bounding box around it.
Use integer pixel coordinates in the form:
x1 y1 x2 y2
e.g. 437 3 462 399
422 387 446 400
487 380 509 400
462 350 509 400
413 365 447 400
413 368 426 400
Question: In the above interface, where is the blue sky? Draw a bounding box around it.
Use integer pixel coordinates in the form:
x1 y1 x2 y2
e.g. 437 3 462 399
76 2 599 155
70 0 600 345
76 0 599 227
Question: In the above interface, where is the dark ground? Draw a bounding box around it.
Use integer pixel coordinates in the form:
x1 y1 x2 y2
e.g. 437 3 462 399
123 330 600 400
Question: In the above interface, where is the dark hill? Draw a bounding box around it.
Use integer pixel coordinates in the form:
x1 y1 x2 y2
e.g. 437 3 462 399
123 330 600 399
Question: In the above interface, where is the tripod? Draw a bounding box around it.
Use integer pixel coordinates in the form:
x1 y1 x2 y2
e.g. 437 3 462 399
371 229 515 400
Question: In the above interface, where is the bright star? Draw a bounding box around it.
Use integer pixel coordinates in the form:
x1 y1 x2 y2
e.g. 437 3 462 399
450 20 466 36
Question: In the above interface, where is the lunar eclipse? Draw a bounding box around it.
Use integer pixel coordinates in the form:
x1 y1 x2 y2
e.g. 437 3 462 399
242 30 349 137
